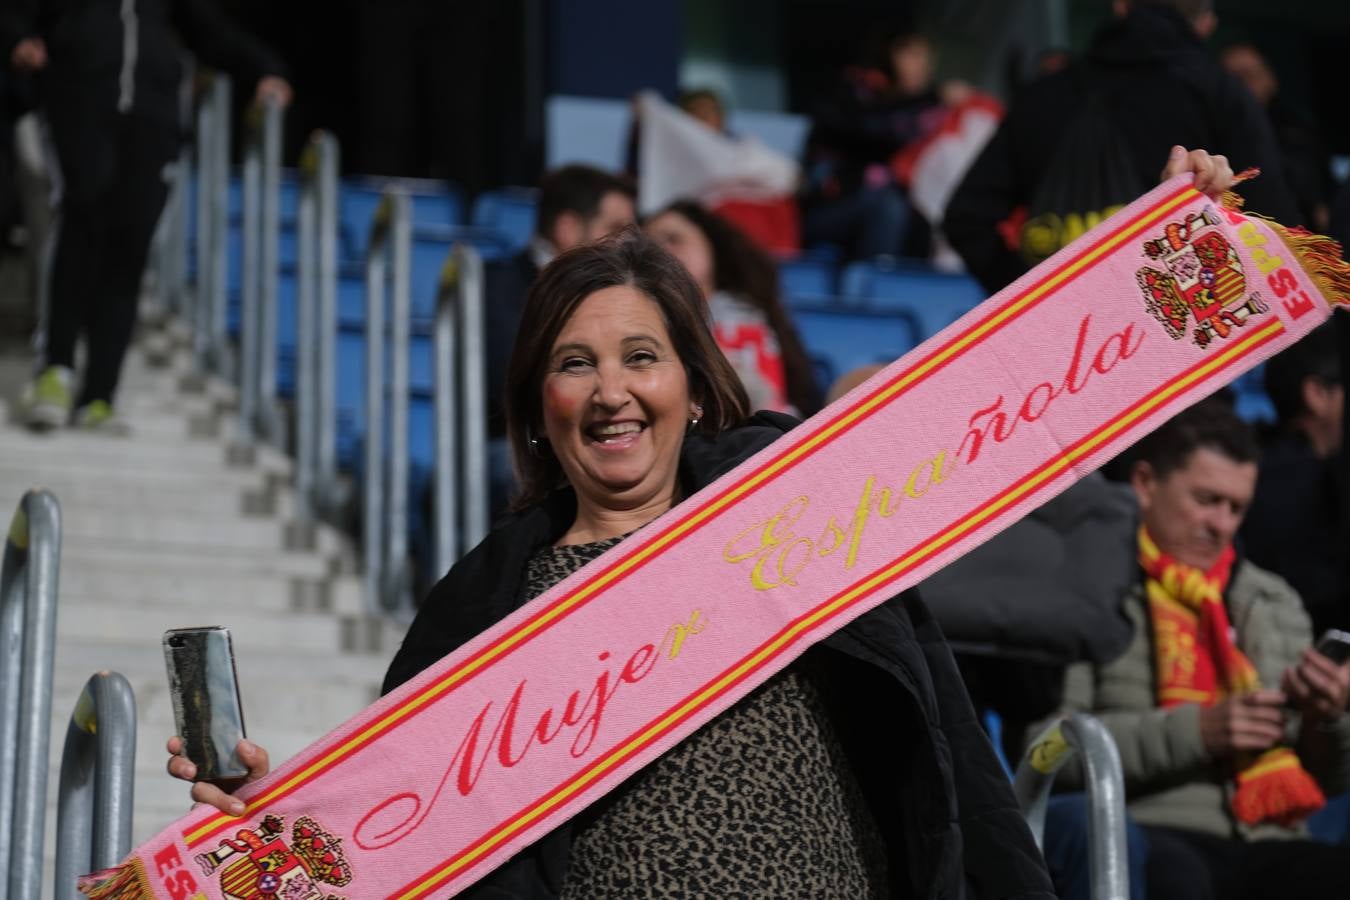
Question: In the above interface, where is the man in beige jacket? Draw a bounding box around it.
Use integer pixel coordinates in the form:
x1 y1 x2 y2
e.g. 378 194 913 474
1057 399 1350 900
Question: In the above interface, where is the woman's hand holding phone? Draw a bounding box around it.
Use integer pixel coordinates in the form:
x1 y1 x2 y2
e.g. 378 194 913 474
166 735 271 816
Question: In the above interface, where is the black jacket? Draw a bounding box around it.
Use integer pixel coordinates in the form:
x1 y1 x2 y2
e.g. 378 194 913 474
385 412 1054 900
1241 430 1347 635
945 4 1299 295
0 0 286 124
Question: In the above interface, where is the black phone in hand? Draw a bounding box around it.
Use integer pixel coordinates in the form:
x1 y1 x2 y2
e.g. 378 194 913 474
163 626 248 782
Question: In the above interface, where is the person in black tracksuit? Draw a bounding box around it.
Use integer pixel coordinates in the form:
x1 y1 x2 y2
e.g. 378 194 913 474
944 0 1300 296
0 0 290 428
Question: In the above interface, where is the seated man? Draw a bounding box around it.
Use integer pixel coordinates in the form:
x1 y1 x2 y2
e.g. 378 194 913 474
484 165 635 514
1052 400 1350 900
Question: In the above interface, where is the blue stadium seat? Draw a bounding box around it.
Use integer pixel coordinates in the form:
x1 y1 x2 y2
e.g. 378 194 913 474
1232 362 1276 423
841 260 986 343
471 188 538 253
340 179 464 261
791 303 920 394
778 256 837 307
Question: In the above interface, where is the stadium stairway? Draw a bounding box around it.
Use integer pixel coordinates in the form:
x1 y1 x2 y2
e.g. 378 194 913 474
0 316 400 893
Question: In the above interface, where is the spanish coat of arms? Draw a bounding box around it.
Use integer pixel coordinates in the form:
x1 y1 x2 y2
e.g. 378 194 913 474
193 814 352 900
1134 206 1268 348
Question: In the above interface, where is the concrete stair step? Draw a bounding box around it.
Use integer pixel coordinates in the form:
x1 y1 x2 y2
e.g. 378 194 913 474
0 478 263 518
0 433 289 473
60 540 340 579
54 602 351 654
59 569 365 617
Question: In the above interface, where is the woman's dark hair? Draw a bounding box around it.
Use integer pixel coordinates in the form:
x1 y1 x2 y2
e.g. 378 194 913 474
505 228 751 510
655 200 824 415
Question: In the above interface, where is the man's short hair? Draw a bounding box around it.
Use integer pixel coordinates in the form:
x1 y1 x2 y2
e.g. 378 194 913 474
536 165 635 240
1263 323 1342 424
1132 398 1259 479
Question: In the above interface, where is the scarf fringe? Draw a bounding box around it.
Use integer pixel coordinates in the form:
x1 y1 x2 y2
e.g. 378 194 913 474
1222 181 1350 311
77 861 151 899
1232 749 1328 828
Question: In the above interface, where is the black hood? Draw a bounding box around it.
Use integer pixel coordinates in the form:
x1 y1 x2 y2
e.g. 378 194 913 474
1089 3 1205 68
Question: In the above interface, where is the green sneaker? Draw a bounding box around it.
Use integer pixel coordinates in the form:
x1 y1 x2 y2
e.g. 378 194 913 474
73 400 130 436
22 365 73 430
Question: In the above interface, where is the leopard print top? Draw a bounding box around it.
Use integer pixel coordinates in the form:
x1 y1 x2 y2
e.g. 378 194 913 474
519 538 889 898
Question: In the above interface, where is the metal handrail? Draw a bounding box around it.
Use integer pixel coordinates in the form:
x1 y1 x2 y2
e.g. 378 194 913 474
387 192 411 613
433 243 489 577
296 137 317 521
239 95 285 445
206 75 233 378
53 672 136 900
433 254 460 577
157 146 190 319
315 133 341 507
0 489 62 899
363 198 389 617
1013 713 1129 900
293 130 342 524
363 191 412 615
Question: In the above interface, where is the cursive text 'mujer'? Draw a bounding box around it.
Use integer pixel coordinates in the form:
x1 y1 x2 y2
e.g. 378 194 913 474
352 609 707 851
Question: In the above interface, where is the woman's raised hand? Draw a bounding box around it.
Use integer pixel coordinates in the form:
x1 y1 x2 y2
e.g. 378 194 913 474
1160 145 1236 201
165 735 271 816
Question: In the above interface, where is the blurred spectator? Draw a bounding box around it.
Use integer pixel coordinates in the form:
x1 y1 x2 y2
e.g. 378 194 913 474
1220 42 1334 232
645 200 822 417
799 31 967 261
631 90 801 255
4 0 291 432
946 0 1299 295
1241 324 1345 634
1045 400 1350 900
484 164 636 514
679 87 726 133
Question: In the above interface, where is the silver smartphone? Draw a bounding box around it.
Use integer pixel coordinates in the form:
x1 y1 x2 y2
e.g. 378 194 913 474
163 626 249 782
1316 629 1350 665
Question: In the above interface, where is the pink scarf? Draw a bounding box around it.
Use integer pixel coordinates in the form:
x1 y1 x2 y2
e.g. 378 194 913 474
83 178 1348 898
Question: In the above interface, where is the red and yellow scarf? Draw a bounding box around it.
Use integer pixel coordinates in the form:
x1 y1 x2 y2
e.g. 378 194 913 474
1140 526 1325 826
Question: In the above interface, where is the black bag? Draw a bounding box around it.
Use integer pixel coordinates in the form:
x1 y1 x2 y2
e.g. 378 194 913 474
1018 81 1144 265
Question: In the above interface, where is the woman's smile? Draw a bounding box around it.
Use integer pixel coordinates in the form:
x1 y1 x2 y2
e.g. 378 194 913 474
541 285 698 530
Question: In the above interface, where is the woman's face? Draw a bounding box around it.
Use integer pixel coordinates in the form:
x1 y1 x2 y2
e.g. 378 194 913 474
645 211 715 298
541 285 698 517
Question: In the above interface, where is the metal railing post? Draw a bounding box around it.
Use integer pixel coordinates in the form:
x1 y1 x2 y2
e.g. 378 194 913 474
458 245 489 551
257 96 284 446
192 89 214 365
238 103 262 442
432 243 489 576
295 138 319 523
315 134 340 507
363 198 390 616
0 489 62 900
386 193 412 613
207 75 233 378
1013 714 1129 900
155 151 188 319
433 255 461 578
54 672 136 900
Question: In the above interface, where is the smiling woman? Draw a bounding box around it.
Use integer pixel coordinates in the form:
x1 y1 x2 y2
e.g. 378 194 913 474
170 228 1055 900
504 229 749 523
